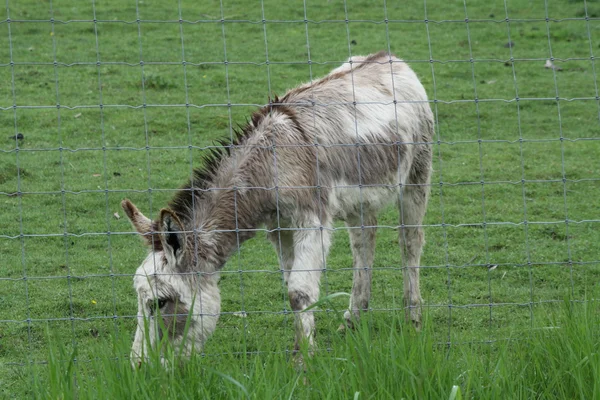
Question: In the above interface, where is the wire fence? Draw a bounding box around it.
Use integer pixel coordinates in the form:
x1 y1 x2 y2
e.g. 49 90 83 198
1 0 600 371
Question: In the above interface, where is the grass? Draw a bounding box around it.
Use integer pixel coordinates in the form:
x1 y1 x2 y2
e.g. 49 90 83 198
1 0 600 398
25 298 600 399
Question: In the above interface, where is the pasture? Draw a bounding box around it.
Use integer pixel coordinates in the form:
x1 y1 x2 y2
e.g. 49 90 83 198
1 0 599 398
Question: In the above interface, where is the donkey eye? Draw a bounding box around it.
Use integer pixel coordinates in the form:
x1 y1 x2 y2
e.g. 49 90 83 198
157 298 167 309
149 298 168 315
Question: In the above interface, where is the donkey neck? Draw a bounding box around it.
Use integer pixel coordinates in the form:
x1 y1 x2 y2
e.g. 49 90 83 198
201 186 267 236
177 175 274 271
169 117 285 270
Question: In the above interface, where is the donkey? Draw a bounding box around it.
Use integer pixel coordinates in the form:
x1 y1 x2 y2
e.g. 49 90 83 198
123 51 433 363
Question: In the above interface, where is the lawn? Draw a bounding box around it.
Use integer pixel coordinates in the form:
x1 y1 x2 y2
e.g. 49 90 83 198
1 0 599 398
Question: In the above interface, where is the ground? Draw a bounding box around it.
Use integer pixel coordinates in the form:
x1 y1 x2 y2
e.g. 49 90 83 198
1 0 599 398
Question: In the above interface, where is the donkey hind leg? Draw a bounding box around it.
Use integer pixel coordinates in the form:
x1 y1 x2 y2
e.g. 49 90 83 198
287 216 332 352
341 214 377 330
267 228 294 284
398 184 428 329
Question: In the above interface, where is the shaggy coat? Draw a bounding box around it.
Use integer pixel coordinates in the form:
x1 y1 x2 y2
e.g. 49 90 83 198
123 51 434 362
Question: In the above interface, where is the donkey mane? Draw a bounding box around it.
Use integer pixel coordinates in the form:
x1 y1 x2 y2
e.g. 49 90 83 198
168 95 310 229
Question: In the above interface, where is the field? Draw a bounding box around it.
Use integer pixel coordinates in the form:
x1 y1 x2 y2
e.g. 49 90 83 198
1 0 600 398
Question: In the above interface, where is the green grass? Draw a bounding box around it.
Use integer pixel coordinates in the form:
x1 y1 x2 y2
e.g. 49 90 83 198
24 298 600 399
1 0 600 398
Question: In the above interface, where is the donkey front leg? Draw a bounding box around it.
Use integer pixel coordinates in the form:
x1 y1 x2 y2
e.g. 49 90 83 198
267 228 294 284
342 214 377 330
287 219 332 352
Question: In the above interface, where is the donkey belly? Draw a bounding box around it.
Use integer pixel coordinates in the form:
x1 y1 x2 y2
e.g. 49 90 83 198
328 177 399 220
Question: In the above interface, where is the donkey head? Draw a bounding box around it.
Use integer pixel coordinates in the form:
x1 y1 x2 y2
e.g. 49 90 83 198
122 199 221 365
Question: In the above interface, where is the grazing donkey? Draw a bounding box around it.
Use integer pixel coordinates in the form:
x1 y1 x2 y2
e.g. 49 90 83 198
123 51 433 362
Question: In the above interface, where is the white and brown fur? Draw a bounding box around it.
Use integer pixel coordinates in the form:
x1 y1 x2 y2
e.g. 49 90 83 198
123 51 433 362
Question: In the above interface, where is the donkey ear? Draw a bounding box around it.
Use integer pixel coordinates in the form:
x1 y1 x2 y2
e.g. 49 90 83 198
157 209 187 264
122 199 164 250
122 199 152 234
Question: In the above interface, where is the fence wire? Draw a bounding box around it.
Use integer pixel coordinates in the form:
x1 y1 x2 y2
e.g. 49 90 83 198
1 0 600 374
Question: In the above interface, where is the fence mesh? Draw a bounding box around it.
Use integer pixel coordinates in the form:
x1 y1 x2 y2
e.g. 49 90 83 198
1 0 600 375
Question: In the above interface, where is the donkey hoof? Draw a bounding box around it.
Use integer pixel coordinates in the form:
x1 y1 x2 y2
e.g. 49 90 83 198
338 317 358 333
412 319 422 332
292 353 306 371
